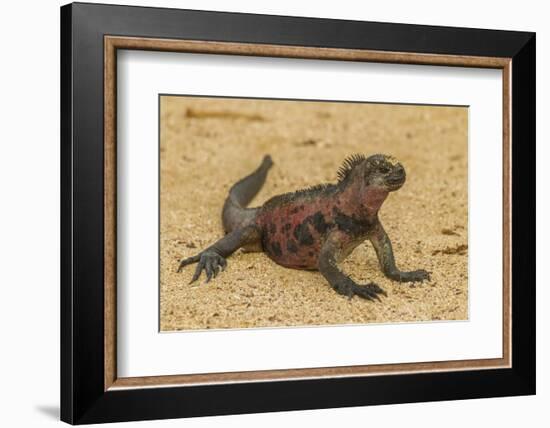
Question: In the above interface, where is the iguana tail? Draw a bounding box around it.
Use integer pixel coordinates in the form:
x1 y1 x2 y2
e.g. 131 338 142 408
222 155 273 234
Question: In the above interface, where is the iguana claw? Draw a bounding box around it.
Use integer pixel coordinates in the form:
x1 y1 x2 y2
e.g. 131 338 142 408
178 250 227 284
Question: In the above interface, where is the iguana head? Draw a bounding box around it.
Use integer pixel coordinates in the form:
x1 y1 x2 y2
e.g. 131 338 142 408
363 154 406 192
337 153 406 192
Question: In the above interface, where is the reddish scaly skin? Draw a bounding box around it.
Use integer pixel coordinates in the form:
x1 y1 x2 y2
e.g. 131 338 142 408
256 180 389 269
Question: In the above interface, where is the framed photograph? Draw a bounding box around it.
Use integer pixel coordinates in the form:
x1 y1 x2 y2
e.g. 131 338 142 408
60 2 535 424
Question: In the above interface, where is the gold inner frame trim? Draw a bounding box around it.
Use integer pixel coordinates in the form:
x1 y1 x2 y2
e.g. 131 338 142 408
104 35 512 391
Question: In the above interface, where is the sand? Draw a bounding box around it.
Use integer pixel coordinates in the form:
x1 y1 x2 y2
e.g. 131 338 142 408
159 96 468 331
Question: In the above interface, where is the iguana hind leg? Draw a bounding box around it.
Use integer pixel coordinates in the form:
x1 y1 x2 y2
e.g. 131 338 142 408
178 225 261 283
222 155 273 234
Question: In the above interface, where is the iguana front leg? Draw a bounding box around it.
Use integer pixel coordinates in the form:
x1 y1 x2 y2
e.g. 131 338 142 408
318 231 387 300
368 219 430 282
178 225 261 283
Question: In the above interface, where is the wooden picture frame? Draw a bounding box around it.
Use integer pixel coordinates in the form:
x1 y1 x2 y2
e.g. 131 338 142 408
61 2 535 424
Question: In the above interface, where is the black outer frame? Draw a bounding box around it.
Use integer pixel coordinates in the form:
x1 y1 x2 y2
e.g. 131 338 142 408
60 2 535 424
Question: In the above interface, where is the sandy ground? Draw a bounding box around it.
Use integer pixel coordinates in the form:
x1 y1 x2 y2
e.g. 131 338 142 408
159 96 468 331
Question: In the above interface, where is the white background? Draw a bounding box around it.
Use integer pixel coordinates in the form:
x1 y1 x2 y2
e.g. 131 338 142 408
0 0 546 427
118 52 503 377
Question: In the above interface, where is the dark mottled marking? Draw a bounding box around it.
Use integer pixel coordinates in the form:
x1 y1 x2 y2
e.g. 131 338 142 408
308 251 314 257
334 210 356 233
293 222 314 246
287 240 298 253
290 207 299 214
334 208 373 236
311 211 330 233
300 205 305 211
283 223 292 232
271 241 282 257
269 223 276 234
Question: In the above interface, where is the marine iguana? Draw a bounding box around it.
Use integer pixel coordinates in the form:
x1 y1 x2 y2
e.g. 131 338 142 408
178 154 430 300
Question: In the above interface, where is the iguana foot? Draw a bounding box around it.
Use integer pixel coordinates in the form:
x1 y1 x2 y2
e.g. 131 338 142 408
388 269 430 283
333 277 387 301
178 250 227 283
